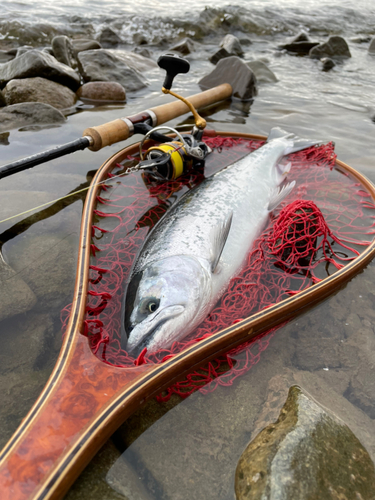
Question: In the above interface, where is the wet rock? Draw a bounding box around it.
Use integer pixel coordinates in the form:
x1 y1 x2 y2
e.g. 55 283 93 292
309 35 351 59
76 81 126 102
350 36 372 44
199 56 257 100
133 32 148 45
98 26 122 48
247 60 277 83
321 57 335 71
7 233 77 311
41 47 54 56
0 50 15 63
0 132 9 144
0 312 54 375
290 31 310 43
16 45 34 57
111 49 158 72
209 47 231 65
220 34 244 57
280 41 320 55
3 77 77 109
133 46 152 59
71 38 102 53
0 259 37 323
235 385 375 500
169 37 195 55
0 102 65 133
0 90 5 107
369 37 375 55
239 37 252 46
51 35 76 68
77 49 148 92
0 50 81 91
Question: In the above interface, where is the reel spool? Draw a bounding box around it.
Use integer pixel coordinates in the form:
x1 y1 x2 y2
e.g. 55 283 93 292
138 126 211 181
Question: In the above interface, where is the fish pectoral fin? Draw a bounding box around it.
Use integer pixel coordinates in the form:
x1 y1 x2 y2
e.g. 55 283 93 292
268 181 296 212
210 212 233 273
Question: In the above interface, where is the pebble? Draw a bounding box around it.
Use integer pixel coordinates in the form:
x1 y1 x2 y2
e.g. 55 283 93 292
76 81 126 102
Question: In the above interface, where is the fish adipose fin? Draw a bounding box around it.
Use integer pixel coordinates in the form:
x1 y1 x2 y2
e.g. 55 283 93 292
210 212 233 273
268 181 296 212
267 127 321 154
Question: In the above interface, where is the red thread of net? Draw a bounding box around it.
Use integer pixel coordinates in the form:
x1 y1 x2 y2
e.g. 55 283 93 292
61 136 375 401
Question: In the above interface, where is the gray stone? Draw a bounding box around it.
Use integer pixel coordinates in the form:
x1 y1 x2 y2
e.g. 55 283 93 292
0 50 15 63
133 32 148 45
369 37 375 55
290 31 310 43
71 38 102 53
247 60 278 83
51 35 76 68
309 35 351 59
98 27 122 48
77 49 148 92
0 90 5 107
0 259 37 323
199 56 257 100
235 385 375 500
280 41 320 55
133 46 152 59
239 37 252 46
169 37 195 55
0 102 65 133
76 81 126 102
110 49 158 72
41 47 54 56
0 50 81 91
220 34 243 57
3 77 77 109
321 57 335 71
209 47 231 65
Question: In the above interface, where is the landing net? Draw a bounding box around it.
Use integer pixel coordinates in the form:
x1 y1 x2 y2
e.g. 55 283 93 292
61 136 375 400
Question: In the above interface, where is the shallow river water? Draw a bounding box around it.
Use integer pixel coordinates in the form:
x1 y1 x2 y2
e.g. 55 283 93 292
0 0 375 498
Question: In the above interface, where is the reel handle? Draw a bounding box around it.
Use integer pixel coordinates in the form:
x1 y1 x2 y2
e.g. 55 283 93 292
157 53 190 90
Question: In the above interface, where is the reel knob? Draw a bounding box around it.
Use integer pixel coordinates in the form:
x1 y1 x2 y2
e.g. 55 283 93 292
157 53 190 90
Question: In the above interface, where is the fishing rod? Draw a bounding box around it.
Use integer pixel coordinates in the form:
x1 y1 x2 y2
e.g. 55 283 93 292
0 54 232 180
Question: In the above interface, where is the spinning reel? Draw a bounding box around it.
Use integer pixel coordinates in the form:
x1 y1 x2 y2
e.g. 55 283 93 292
135 53 212 181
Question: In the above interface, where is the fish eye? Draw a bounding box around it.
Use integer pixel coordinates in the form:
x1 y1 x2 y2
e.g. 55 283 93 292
148 302 158 313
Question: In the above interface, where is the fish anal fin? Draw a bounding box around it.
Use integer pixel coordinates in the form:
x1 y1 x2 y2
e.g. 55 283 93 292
268 181 296 212
210 212 233 273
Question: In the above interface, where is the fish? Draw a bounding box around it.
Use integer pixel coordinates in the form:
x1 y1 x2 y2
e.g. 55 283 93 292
121 128 319 356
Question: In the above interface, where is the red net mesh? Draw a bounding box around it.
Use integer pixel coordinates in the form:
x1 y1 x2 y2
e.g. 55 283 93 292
61 135 375 401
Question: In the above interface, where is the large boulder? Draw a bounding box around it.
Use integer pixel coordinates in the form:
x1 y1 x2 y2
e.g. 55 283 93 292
77 49 148 92
0 102 65 133
3 77 77 109
235 385 375 500
369 36 375 55
247 60 277 83
0 50 81 91
76 81 126 102
199 56 257 100
309 35 351 59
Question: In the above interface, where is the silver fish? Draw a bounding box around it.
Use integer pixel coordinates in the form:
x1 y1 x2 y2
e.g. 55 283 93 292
122 128 318 355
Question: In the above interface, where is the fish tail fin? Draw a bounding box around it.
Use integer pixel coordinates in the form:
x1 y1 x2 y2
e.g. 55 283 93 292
267 127 321 154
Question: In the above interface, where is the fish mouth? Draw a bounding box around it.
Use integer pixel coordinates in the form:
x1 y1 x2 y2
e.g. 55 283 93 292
126 304 185 357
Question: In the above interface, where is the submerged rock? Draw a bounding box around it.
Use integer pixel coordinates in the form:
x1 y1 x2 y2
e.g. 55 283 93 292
76 81 126 102
0 259 37 323
247 60 277 83
235 385 375 500
51 35 76 68
321 57 335 71
3 77 77 109
0 50 81 91
199 56 257 100
309 35 351 59
220 34 244 57
169 37 195 55
290 31 310 43
98 26 122 48
0 102 65 133
369 37 375 55
77 49 148 92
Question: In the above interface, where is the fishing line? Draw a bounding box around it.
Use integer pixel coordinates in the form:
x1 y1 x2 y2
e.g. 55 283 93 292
0 168 137 226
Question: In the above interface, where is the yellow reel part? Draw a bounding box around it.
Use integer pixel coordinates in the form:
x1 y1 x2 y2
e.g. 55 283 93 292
147 142 186 179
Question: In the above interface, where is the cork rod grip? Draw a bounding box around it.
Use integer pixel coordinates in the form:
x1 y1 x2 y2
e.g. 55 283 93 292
83 83 233 151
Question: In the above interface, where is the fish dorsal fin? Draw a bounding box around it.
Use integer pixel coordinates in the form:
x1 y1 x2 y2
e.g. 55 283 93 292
210 212 233 273
268 181 296 212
